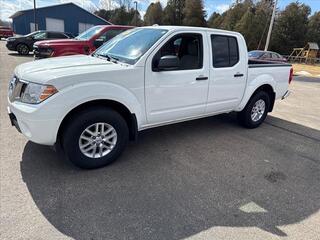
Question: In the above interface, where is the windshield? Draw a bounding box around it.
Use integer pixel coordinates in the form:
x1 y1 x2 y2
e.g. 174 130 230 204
248 51 264 58
25 31 42 37
94 28 168 65
76 26 103 40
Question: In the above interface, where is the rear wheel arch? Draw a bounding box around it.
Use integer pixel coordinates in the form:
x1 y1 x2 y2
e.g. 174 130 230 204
250 84 275 112
57 99 138 145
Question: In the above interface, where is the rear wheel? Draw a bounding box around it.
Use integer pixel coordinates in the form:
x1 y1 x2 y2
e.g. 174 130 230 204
62 107 129 169
17 44 29 55
237 91 270 128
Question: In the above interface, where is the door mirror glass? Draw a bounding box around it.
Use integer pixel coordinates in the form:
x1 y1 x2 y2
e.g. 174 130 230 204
156 55 180 71
94 39 104 49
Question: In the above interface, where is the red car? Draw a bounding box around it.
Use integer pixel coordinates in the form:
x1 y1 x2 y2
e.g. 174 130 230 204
34 25 133 59
0 26 14 39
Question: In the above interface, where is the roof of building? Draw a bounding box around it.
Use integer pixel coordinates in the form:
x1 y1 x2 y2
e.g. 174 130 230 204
307 42 319 50
9 2 111 24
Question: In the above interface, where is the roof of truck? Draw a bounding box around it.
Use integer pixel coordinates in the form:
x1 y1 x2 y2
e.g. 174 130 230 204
141 25 242 36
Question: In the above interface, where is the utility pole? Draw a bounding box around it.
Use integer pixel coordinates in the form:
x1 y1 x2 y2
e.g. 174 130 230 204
134 1 138 26
33 0 37 31
264 0 277 51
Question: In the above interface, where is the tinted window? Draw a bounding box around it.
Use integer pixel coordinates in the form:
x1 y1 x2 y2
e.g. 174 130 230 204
211 35 239 68
248 51 264 58
98 29 124 42
272 53 279 59
76 26 103 40
153 33 203 71
262 53 272 59
33 32 47 40
48 32 67 39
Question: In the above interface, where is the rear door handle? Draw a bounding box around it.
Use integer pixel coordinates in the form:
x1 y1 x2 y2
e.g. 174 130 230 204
196 76 208 81
234 73 244 77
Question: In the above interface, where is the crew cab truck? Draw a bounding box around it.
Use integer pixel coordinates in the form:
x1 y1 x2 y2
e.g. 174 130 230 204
8 26 292 169
33 25 132 58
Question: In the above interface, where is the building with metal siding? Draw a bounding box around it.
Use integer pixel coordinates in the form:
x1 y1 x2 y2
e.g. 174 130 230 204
10 3 111 36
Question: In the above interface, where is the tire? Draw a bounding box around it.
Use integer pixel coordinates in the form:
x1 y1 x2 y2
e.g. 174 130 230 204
237 91 270 129
17 44 29 55
62 107 129 169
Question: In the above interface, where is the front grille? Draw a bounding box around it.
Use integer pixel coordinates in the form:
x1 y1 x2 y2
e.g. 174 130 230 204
8 76 26 102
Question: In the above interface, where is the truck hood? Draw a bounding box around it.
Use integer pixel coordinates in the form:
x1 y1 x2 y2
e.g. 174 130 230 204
35 39 87 47
15 55 130 86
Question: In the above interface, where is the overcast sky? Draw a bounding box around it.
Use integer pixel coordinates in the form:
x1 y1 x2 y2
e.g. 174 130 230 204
1 0 320 21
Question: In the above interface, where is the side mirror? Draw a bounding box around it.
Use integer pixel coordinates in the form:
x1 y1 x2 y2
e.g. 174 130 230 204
94 38 104 49
156 55 180 71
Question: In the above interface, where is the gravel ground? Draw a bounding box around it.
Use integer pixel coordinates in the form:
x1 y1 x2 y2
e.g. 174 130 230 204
1 40 320 240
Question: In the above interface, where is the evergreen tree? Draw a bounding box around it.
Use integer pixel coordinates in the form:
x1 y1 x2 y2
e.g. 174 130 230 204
219 0 253 30
144 2 163 25
270 2 311 54
182 0 206 27
306 11 320 44
235 0 273 50
163 0 185 25
207 12 223 28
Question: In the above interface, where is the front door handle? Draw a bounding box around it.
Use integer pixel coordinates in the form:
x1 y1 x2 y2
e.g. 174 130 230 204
196 76 208 81
234 73 244 77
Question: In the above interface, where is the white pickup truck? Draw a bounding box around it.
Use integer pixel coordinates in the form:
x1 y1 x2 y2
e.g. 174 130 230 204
8 26 292 169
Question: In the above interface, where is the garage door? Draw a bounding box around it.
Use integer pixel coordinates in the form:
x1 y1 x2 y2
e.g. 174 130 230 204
79 23 94 34
46 18 64 32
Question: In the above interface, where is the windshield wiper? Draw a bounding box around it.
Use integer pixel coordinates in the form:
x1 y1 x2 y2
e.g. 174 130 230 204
105 54 119 63
94 53 119 63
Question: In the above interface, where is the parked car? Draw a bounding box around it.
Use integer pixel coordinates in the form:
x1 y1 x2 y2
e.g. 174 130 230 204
0 26 14 39
6 30 73 55
248 50 287 62
33 25 133 59
7 26 293 169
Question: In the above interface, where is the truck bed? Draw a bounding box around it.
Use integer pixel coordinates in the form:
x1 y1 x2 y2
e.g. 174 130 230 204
247 59 292 100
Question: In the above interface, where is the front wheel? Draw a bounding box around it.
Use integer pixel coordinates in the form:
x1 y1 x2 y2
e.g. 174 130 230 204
237 91 270 129
62 107 129 169
16 44 30 55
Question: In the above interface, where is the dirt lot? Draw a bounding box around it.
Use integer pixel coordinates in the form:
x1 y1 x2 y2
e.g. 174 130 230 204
293 63 320 78
1 40 320 240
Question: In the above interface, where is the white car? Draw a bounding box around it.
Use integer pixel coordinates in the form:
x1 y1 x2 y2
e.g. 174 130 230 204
7 26 293 169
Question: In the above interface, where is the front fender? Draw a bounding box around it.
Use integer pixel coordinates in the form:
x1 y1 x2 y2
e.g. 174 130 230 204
37 81 145 141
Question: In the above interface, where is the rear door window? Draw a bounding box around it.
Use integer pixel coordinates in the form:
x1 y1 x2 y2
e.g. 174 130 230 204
211 35 239 68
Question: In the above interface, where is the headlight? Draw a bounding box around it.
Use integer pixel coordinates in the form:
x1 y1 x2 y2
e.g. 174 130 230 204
40 48 54 56
20 82 58 104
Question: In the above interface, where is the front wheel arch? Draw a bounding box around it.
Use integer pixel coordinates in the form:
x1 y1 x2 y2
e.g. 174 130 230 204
16 43 30 54
57 99 138 147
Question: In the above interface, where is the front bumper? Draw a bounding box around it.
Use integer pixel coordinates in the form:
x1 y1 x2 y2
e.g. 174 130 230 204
8 107 21 132
7 100 60 146
6 42 15 51
33 46 53 59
